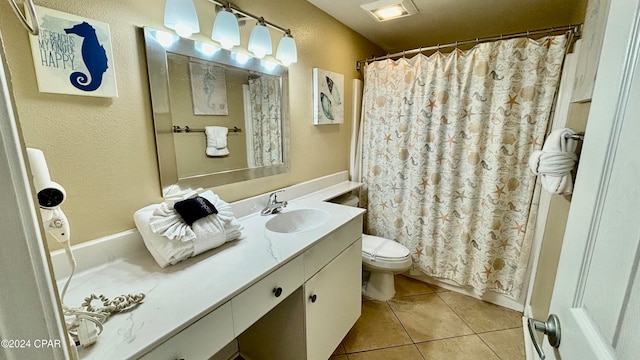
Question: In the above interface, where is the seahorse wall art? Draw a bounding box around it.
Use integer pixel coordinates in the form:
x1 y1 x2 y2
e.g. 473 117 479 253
64 21 108 92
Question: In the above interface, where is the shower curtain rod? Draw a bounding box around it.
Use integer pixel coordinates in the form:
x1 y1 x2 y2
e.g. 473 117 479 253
356 24 583 70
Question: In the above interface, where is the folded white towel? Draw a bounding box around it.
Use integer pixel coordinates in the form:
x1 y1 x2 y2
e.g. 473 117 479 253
528 128 579 195
205 126 229 157
136 190 243 267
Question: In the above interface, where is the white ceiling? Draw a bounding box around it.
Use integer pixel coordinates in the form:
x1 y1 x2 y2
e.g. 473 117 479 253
307 0 587 54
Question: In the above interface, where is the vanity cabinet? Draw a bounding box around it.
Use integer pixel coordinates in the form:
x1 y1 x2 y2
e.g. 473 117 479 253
232 256 304 335
137 213 363 360
139 301 234 360
238 216 363 360
304 238 361 360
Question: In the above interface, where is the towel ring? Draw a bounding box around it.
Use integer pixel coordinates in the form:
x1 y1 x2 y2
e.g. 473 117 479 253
7 0 40 35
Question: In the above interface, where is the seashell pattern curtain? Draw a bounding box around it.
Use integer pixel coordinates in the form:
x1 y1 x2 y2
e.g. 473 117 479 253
248 74 283 167
360 35 568 299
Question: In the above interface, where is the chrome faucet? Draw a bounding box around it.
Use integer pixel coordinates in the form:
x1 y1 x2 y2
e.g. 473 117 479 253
261 190 288 215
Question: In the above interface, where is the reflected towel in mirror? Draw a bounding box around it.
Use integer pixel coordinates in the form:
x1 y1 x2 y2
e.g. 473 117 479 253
205 126 229 156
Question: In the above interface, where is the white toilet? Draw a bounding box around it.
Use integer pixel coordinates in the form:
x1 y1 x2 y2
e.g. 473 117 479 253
361 234 412 300
331 194 412 301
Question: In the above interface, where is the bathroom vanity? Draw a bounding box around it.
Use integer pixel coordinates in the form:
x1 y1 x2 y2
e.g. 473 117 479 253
58 179 364 360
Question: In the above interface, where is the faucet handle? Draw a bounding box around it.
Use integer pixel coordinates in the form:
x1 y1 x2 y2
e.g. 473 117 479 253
269 190 285 203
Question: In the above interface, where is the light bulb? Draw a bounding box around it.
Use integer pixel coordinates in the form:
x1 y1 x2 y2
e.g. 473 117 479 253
174 23 195 38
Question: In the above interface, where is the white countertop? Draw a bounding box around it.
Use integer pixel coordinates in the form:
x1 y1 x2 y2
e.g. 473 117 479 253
67 197 364 359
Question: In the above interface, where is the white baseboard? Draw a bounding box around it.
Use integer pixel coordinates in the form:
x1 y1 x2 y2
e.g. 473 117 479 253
405 272 524 312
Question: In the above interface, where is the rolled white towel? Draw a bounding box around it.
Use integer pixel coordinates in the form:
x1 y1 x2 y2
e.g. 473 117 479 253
528 128 579 195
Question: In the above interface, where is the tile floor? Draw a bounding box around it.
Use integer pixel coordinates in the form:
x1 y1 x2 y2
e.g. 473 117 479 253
330 275 525 360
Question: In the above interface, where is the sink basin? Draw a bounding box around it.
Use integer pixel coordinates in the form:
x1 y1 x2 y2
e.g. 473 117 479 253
265 208 331 233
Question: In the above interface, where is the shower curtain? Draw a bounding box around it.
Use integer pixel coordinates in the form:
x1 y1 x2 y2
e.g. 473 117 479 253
360 35 567 299
248 73 283 167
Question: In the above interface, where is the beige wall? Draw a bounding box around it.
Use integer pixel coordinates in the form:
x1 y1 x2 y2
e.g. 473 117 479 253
530 101 591 319
0 0 381 249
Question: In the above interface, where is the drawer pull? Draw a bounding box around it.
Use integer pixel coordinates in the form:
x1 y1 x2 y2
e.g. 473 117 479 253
272 287 283 297
310 294 317 303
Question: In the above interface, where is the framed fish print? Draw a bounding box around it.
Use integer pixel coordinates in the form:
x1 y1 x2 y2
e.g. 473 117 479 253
313 68 344 124
27 6 118 97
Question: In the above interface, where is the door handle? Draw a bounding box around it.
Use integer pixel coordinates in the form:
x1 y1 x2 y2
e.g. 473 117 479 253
527 314 561 360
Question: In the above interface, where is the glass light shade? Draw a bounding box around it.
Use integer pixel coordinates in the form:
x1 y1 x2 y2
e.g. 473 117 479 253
248 23 272 59
211 9 240 49
164 0 200 37
276 35 297 66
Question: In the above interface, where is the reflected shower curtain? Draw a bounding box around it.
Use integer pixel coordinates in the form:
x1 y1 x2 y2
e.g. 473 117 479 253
360 35 567 298
248 74 282 167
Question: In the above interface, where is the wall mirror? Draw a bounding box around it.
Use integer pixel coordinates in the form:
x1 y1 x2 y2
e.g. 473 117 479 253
143 27 290 196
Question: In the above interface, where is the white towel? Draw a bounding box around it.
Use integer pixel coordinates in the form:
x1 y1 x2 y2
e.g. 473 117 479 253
528 128 579 195
137 190 243 268
205 126 230 157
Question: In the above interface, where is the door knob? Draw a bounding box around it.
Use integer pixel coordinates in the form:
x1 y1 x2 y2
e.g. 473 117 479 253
527 314 561 360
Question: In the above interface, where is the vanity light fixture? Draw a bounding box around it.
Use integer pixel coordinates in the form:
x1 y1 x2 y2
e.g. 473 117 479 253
164 0 298 65
360 0 418 22
164 0 200 37
248 18 272 59
276 31 298 66
211 3 240 49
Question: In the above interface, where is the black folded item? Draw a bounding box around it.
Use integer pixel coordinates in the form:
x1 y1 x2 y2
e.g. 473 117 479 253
174 196 218 226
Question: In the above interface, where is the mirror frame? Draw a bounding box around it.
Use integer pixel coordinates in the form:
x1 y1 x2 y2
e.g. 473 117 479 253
143 27 290 195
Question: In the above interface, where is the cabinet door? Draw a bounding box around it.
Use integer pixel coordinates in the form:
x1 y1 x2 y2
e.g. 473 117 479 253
304 238 362 360
139 301 234 360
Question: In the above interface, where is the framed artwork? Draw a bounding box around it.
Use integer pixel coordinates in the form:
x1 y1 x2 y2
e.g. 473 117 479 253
28 6 117 97
313 68 344 124
189 59 228 115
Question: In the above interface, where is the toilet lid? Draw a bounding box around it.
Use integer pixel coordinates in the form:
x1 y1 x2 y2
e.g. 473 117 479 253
362 234 410 260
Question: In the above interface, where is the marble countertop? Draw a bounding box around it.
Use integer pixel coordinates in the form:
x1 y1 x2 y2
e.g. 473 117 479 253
68 197 365 359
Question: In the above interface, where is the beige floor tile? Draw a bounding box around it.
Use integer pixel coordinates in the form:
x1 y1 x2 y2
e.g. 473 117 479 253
427 283 449 293
331 341 346 355
343 300 413 353
438 292 522 333
389 294 474 342
416 335 500 360
394 275 434 297
479 328 525 360
347 345 424 360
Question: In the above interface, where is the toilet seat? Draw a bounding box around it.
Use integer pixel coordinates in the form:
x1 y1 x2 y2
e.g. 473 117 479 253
361 234 412 270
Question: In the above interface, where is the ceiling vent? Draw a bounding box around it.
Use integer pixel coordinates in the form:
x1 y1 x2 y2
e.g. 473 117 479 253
360 0 418 22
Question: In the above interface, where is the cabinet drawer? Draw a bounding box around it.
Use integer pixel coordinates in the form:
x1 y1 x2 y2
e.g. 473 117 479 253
232 256 304 335
140 301 234 360
303 215 362 280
